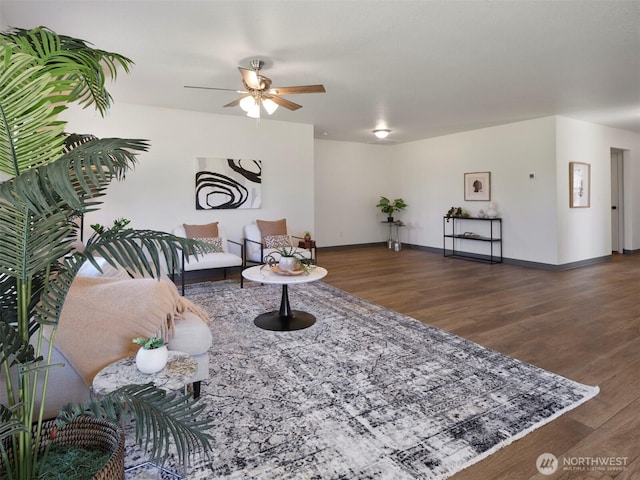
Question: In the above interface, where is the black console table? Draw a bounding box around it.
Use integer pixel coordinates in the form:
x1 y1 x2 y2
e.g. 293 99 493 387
443 216 502 264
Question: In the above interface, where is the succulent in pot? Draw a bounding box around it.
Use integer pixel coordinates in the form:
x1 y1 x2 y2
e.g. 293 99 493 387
263 245 314 273
133 337 168 374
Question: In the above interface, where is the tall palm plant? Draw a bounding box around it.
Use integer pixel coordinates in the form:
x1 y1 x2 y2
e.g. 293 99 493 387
0 27 212 479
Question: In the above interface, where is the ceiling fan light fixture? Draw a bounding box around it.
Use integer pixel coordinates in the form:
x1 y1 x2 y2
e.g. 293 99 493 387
373 129 391 139
239 95 256 113
246 103 260 118
263 98 279 115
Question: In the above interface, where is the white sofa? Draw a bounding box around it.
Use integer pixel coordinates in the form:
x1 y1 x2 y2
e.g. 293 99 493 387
172 224 244 294
0 260 213 419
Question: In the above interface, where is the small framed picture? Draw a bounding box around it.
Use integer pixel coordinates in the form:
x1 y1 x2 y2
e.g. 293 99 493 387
464 172 491 201
569 162 590 208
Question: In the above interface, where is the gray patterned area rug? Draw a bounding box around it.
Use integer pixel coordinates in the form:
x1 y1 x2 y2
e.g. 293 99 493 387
127 280 598 479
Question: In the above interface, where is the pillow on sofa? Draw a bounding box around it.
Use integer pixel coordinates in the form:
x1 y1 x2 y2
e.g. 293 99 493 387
256 218 287 243
195 236 223 252
183 222 219 238
264 234 291 248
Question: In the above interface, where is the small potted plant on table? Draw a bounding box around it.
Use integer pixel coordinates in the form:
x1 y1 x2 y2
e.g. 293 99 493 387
376 196 408 222
133 337 168 374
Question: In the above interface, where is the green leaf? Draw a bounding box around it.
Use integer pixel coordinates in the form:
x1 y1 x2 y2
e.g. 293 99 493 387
57 384 214 465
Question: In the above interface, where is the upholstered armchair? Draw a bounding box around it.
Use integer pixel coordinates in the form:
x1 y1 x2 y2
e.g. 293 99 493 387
243 218 315 266
173 222 244 294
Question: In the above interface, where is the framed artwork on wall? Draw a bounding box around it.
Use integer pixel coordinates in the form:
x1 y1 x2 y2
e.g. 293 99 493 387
464 172 491 201
569 162 590 208
195 157 262 210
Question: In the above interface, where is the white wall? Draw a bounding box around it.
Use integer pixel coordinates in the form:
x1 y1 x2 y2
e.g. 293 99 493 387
314 140 394 246
62 103 315 243
65 103 639 266
556 116 640 262
394 117 559 263
316 117 560 263
315 116 640 266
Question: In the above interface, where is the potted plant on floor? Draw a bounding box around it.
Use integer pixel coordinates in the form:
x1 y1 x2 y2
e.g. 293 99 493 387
376 196 408 222
0 27 214 479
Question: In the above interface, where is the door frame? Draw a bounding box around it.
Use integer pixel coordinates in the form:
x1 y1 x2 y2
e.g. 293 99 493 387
610 148 625 254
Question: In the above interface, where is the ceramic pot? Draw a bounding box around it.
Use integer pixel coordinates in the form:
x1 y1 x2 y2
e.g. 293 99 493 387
279 256 298 272
136 345 168 374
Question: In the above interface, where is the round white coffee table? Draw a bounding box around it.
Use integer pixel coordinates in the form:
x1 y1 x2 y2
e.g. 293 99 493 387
92 350 197 396
242 265 328 331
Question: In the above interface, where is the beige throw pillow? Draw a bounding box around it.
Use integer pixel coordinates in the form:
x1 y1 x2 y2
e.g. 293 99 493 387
256 219 287 244
183 222 219 239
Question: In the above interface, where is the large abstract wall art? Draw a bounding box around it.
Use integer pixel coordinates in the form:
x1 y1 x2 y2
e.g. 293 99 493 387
195 158 262 210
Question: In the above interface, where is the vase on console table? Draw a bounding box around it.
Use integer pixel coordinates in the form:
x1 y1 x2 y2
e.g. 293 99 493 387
487 202 498 218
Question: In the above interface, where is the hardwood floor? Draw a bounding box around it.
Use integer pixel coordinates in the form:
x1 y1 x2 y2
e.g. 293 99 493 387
315 246 640 480
204 245 639 479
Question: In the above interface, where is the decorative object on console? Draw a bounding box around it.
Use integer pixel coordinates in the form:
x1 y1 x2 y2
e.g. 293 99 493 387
195 157 262 210
133 337 169 374
376 196 408 222
486 202 498 218
464 171 491 201
477 208 487 218
445 206 470 222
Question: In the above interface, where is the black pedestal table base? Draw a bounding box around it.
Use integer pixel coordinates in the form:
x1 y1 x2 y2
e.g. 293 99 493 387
253 284 316 331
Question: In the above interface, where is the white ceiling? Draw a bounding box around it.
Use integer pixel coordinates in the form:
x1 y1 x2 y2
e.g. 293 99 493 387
2 0 639 144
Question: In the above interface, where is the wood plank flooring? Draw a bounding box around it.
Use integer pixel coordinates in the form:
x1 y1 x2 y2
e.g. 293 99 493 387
316 246 640 480
208 245 639 479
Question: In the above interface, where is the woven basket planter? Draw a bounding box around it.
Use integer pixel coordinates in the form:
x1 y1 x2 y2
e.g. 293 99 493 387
3 416 125 480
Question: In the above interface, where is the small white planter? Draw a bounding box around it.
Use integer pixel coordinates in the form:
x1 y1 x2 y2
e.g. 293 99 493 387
136 345 168 374
278 256 298 272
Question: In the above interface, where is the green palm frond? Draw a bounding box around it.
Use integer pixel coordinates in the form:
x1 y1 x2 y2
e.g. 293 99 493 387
35 255 83 327
0 48 66 175
0 137 148 216
0 405 28 445
0 206 72 280
0 321 38 367
3 27 133 116
84 228 210 278
57 384 214 465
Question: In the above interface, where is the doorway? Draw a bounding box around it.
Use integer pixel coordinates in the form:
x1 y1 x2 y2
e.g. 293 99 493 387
610 148 625 254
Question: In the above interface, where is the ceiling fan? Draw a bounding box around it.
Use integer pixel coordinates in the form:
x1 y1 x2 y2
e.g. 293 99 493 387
185 59 326 118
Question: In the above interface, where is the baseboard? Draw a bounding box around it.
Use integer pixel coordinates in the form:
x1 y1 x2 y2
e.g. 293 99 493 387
318 243 613 271
318 242 384 251
623 248 640 255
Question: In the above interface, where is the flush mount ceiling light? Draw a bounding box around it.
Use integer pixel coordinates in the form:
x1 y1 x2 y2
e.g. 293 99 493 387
373 129 391 139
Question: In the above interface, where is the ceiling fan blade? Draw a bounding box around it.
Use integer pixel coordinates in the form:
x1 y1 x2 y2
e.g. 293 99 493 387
184 85 246 93
238 67 262 90
266 94 303 111
223 95 249 108
268 85 326 95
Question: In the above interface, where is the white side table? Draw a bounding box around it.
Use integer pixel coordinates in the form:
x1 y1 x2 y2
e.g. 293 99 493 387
92 351 197 396
242 265 328 331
